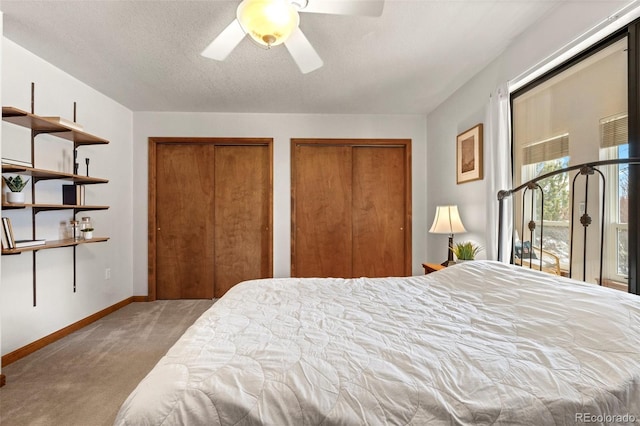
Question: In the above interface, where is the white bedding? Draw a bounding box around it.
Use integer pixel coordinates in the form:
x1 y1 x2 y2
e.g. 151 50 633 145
115 261 640 425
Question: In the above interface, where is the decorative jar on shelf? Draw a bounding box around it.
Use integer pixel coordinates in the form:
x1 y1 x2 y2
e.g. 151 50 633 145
80 217 93 240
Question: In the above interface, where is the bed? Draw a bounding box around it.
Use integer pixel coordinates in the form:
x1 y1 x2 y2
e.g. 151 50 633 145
114 261 640 425
498 157 640 287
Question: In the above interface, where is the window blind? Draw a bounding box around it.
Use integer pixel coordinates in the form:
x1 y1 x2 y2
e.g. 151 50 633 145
600 113 628 148
522 134 569 165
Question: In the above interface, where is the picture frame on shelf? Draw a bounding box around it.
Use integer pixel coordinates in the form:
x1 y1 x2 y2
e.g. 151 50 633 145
456 123 483 184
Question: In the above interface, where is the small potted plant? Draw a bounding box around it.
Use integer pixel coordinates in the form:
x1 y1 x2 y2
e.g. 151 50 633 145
451 241 482 262
80 227 94 240
3 175 29 204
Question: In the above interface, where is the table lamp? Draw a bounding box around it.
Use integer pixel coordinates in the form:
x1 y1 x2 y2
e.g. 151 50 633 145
429 205 467 265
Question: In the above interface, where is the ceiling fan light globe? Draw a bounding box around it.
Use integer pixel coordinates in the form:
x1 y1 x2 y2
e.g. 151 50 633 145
237 0 300 47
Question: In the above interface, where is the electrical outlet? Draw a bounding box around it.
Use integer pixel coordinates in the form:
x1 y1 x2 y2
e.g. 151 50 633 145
105 268 111 280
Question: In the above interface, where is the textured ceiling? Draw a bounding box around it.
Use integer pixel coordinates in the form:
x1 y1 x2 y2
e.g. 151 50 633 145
0 0 565 114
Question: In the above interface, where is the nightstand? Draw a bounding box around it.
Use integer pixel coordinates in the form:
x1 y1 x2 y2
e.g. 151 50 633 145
422 262 446 275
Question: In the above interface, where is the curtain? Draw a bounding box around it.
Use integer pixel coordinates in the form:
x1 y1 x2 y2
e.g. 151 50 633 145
484 83 513 261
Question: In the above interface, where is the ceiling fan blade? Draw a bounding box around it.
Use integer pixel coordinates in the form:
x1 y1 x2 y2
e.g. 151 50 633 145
284 28 323 74
201 19 246 61
300 0 384 16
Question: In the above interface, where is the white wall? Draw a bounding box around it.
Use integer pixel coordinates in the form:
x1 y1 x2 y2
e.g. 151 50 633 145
1 38 134 355
133 113 427 295
425 1 631 263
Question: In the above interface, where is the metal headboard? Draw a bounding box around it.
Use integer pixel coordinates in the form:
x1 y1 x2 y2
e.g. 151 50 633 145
497 158 640 284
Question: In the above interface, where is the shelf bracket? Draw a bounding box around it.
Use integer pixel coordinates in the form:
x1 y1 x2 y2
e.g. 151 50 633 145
32 251 37 306
73 245 77 293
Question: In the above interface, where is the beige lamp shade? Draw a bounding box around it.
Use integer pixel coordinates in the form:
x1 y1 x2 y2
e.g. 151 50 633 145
429 205 467 235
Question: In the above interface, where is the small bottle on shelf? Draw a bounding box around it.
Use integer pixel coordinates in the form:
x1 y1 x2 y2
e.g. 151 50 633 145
70 220 80 241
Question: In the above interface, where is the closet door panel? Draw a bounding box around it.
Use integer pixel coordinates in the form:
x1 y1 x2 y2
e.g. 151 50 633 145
213 145 271 298
293 144 352 277
156 143 216 299
352 146 407 277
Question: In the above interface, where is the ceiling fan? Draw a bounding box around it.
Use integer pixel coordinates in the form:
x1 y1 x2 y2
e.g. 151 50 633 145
201 0 384 74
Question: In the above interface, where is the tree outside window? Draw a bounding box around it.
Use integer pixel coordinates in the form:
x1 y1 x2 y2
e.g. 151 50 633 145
523 157 571 266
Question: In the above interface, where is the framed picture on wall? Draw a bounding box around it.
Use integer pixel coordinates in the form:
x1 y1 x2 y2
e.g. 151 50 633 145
456 123 483 184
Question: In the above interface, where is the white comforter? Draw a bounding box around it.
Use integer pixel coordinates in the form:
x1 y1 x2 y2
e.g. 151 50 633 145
115 261 640 425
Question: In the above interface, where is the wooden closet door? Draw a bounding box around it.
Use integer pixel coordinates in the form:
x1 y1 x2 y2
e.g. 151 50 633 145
151 138 273 300
293 144 353 277
214 145 271 297
352 146 406 277
156 143 216 299
292 139 411 278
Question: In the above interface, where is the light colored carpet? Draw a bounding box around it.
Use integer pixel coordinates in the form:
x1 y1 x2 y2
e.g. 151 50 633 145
0 299 216 426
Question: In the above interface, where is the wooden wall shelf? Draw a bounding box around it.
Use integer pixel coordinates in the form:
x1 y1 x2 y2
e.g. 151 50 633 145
2 106 109 146
1 164 108 184
2 203 109 212
2 94 110 306
1 237 110 255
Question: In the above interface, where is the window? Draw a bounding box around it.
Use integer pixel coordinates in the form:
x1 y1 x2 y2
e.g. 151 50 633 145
617 146 629 277
600 113 629 282
520 136 571 267
512 37 628 284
